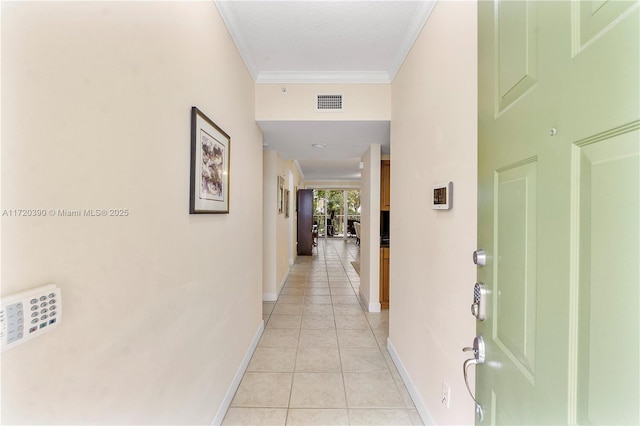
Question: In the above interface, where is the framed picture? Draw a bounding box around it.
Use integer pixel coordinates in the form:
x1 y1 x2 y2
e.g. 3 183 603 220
277 176 284 214
190 107 230 214
284 189 290 218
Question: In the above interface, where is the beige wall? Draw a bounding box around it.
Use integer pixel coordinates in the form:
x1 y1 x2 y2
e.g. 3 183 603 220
359 145 381 312
255 83 390 121
304 180 360 189
262 151 303 300
389 1 478 425
1 2 262 424
277 156 303 275
262 151 279 300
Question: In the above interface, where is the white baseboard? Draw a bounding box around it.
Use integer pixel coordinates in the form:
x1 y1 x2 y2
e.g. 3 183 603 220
277 268 290 294
357 288 381 313
211 320 264 426
263 266 292 302
387 337 434 425
357 288 368 310
262 292 278 302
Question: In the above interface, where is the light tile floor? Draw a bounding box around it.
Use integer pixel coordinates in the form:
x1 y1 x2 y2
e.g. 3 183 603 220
223 238 424 426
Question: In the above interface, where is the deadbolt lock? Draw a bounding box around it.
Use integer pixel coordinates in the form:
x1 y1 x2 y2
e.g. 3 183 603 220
473 249 486 266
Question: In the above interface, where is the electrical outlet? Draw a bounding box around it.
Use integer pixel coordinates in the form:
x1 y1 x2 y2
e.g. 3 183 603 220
441 381 451 408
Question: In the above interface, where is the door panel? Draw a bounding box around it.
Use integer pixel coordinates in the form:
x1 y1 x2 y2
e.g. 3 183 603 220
478 1 639 424
576 0 638 52
574 126 640 425
494 159 537 378
493 389 520 426
496 0 538 112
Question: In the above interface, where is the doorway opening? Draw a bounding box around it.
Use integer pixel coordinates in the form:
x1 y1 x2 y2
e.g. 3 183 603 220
312 189 361 239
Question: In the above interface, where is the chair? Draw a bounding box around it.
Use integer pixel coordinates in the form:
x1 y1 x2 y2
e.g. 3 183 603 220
312 224 318 246
326 218 334 237
354 222 361 246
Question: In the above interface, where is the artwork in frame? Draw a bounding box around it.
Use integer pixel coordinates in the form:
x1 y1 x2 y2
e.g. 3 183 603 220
190 107 230 214
284 189 290 218
277 176 284 214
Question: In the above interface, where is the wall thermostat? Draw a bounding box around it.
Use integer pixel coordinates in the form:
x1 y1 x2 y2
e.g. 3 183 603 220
432 182 453 210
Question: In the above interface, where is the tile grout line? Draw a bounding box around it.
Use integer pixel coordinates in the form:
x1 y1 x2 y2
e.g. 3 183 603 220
236 238 419 425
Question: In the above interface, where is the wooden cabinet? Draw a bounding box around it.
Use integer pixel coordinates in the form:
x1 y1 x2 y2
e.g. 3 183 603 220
380 247 390 309
380 160 390 211
297 189 314 255
380 160 390 308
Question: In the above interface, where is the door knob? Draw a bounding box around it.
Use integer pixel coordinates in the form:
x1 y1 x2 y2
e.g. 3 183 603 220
473 250 486 266
463 335 485 363
462 335 485 422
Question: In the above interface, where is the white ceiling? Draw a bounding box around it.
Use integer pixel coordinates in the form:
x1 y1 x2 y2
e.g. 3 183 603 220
216 0 435 181
259 120 391 180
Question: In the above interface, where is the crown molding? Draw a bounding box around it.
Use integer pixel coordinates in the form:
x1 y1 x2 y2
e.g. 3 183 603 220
215 0 259 81
256 71 391 84
216 0 438 84
387 0 438 81
293 160 306 182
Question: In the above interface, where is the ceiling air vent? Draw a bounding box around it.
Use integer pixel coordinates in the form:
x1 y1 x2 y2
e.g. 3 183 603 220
316 94 343 111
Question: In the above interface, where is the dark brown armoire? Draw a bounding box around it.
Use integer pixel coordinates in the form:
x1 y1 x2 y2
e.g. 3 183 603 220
296 189 314 255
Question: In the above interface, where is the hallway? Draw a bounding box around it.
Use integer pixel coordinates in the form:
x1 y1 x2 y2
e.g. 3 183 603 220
223 239 422 425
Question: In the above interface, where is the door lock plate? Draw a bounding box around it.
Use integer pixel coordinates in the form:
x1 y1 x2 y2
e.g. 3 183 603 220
471 282 486 321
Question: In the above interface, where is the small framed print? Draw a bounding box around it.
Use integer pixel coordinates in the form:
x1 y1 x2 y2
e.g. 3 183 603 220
284 189 290 218
278 176 284 214
190 107 230 214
